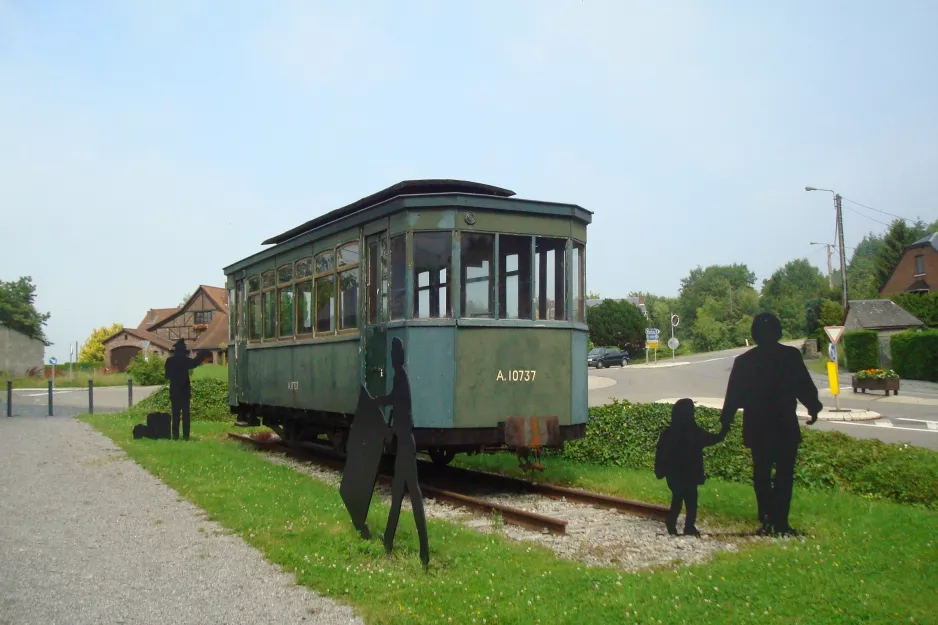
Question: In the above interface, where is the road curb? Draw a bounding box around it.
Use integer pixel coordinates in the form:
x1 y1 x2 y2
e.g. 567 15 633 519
653 398 882 422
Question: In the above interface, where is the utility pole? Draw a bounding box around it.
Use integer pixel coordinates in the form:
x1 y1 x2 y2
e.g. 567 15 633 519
810 242 834 289
835 193 848 310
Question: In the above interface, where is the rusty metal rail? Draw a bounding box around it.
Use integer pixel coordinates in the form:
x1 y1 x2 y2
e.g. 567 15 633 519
226 433 568 536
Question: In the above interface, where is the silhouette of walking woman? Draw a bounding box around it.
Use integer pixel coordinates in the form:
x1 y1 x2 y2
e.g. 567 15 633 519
376 337 430 568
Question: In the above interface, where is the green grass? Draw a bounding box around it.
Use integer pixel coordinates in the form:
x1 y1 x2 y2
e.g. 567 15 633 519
80 412 938 624
2 370 130 388
192 364 229 382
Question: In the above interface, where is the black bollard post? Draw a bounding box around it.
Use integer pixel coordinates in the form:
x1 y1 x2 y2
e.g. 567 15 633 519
88 379 94 415
7 380 12 417
48 380 53 417
128 378 133 407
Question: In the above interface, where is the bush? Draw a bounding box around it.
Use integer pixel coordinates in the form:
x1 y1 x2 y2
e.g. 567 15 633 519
132 378 231 422
891 330 938 381
126 352 167 386
558 400 938 508
891 292 938 328
842 329 879 372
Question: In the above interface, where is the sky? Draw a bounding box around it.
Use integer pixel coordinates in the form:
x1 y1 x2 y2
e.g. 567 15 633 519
2 0 937 362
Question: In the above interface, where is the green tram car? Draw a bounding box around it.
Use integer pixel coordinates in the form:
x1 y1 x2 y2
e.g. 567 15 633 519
223 179 592 465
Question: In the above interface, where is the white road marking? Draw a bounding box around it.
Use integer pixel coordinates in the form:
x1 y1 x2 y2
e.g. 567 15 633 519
840 421 938 434
19 390 81 397
927 421 938 431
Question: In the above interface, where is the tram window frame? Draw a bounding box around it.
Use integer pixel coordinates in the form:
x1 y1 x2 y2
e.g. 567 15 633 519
534 237 567 321
497 234 533 320
367 239 380 324
572 242 585 322
277 263 295 338
247 274 262 341
295 257 314 336
413 231 452 319
389 234 406 320
461 232 495 318
314 249 337 335
261 270 277 339
337 241 360 332
229 284 237 342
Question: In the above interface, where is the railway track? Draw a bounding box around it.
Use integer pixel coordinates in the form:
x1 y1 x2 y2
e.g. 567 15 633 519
226 433 668 536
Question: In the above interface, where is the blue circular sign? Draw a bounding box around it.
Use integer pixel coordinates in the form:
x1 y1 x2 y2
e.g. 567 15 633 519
828 344 837 363
49 357 57 365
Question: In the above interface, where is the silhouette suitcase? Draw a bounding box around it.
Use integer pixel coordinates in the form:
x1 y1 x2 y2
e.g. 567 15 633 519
147 412 172 439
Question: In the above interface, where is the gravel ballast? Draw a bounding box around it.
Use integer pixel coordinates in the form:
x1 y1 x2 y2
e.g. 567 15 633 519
0 416 364 625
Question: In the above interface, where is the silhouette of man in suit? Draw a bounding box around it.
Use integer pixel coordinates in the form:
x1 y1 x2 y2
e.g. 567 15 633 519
164 339 208 441
375 337 430 568
720 312 823 536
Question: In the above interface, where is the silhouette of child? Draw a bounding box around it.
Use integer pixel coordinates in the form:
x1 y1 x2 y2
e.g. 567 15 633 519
654 398 727 536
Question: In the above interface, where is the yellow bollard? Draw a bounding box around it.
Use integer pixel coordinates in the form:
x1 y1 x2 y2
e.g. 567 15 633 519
826 361 840 395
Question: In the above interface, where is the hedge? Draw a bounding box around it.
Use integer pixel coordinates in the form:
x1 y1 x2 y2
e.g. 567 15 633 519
891 330 938 382
130 378 232 422
842 329 879 372
558 400 938 508
891 292 938 328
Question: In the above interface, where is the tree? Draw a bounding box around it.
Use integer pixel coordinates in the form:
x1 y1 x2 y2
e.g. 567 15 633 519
0 276 52 345
586 299 646 349
79 322 124 363
875 218 929 287
843 232 885 300
759 258 829 339
677 264 757 330
180 291 192 306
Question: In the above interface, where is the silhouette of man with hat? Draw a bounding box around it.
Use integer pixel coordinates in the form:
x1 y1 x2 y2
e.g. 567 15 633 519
164 339 209 440
719 312 823 536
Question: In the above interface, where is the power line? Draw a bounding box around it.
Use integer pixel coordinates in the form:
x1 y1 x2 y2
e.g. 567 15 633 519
842 196 923 225
843 203 892 228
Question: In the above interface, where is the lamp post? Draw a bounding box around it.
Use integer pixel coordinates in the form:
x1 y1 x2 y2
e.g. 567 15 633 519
806 186 848 310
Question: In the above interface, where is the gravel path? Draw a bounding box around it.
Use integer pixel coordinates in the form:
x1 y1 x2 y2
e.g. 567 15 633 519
0 416 365 625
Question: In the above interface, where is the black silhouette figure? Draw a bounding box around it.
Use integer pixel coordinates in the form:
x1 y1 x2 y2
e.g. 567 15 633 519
132 412 172 440
164 339 208 441
375 338 429 568
655 398 726 536
340 386 390 540
720 312 823 536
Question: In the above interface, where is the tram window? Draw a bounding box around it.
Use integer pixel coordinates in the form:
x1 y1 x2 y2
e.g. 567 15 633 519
279 285 294 337
413 232 451 318
572 243 585 322
338 242 360 330
389 235 406 320
316 275 335 332
248 293 261 339
461 233 494 318
498 235 532 319
534 237 567 320
263 290 277 338
296 280 313 334
278 264 293 284
248 275 261 292
368 240 379 323
229 286 236 341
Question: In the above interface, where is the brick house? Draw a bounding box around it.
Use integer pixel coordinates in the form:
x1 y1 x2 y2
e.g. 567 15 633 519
103 285 229 372
879 231 938 296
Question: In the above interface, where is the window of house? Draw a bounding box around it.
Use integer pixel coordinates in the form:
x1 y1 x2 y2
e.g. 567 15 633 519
247 275 262 340
262 270 276 338
194 311 213 325
461 232 494 318
572 242 585 322
915 254 925 276
278 264 294 337
338 241 360 331
295 258 313 334
535 237 566 320
414 232 451 318
389 235 406 320
498 235 532 319
315 250 336 333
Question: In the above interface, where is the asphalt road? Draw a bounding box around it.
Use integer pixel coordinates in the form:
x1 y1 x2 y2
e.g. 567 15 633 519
4 385 160 418
588 342 938 451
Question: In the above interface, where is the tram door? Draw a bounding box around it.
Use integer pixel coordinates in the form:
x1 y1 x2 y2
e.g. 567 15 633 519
363 232 388 397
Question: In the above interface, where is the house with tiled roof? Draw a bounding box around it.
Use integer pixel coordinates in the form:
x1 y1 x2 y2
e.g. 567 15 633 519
102 285 229 372
879 231 938 296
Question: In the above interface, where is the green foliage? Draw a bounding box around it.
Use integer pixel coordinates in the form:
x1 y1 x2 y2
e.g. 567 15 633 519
126 352 167 386
812 300 845 353
875 218 931 287
133 378 231 421
560 400 938 508
759 259 829 338
675 264 760 351
585 298 645 349
0 276 51 345
891 292 938 328
845 232 886 300
79 322 124 363
842 329 879 372
890 330 938 381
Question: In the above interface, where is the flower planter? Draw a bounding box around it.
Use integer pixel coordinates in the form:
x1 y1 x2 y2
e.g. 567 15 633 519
851 376 900 396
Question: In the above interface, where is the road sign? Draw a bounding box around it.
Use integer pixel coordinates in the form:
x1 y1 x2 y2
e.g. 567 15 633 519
49 357 57 365
647 340 659 349
824 326 845 345
828 343 837 362
671 314 679 327
668 337 679 350
645 328 660 339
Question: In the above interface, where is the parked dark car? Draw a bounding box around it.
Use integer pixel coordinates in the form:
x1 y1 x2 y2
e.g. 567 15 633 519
587 347 629 368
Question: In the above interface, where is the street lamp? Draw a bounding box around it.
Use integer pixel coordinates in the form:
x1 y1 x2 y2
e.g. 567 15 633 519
806 186 848 310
